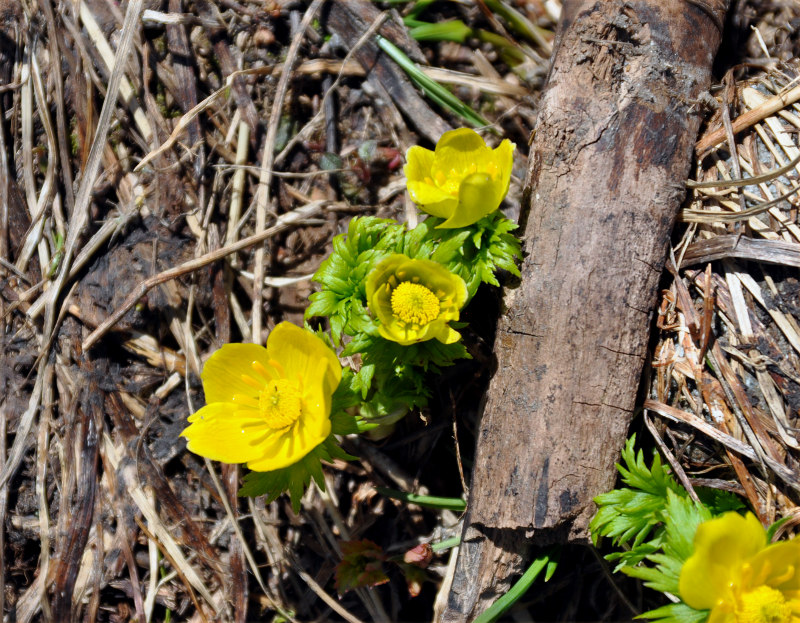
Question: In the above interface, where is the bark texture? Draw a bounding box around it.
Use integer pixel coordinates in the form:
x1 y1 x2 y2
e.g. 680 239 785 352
442 1 729 620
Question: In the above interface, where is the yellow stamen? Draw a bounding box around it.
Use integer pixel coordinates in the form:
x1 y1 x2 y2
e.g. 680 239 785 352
240 373 263 390
738 585 792 623
391 282 440 325
259 379 302 429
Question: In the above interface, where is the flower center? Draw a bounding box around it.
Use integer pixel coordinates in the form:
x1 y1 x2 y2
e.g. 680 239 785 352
259 379 302 429
738 585 792 623
391 282 440 325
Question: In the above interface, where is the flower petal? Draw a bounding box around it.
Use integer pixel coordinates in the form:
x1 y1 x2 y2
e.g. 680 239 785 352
366 254 467 345
404 146 435 183
302 358 340 434
707 601 737 623
407 181 457 216
435 127 488 154
747 541 800 591
267 322 342 396
680 512 766 609
181 402 270 464
430 144 487 191
245 413 330 472
493 138 515 197
440 172 501 228
202 343 274 404
435 325 462 344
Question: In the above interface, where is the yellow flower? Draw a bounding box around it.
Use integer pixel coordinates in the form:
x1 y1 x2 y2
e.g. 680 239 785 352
366 254 467 346
405 128 514 228
181 322 342 472
679 512 800 623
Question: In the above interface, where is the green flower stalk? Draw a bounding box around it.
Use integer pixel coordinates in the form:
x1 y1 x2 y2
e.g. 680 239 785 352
366 254 467 346
405 128 514 228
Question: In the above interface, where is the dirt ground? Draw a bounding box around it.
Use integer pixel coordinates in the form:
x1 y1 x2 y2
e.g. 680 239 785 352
2 0 800 621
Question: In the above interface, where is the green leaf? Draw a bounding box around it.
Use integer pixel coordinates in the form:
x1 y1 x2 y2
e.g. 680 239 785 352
431 230 471 264
354 363 376 399
305 216 403 344
424 213 522 298
238 436 354 512
408 20 473 43
590 435 687 553
637 602 709 623
320 152 343 171
330 367 362 416
767 515 795 542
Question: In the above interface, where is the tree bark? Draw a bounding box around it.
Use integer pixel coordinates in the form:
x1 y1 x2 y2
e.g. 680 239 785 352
441 1 730 620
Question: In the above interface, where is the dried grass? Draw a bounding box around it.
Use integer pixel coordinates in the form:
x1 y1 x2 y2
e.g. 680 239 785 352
1 0 800 621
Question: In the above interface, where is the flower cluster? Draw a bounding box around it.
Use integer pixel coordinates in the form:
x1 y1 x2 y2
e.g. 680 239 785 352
182 128 520 508
591 436 800 623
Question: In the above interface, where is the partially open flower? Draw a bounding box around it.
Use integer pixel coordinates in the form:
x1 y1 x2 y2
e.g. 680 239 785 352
679 511 800 623
366 254 467 346
181 322 342 472
405 128 514 228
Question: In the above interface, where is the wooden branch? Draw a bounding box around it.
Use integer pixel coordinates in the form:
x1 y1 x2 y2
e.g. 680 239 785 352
682 235 800 268
441 1 730 619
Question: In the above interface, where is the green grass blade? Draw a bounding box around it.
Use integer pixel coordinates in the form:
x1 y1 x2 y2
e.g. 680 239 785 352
407 20 473 43
375 34 489 128
482 0 553 52
473 548 559 623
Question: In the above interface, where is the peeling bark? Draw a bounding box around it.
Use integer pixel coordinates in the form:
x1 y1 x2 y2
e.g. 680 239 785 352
442 1 730 620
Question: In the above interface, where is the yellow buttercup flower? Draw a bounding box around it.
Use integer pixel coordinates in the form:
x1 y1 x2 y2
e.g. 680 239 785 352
366 254 467 346
679 512 800 623
405 128 514 228
181 322 342 472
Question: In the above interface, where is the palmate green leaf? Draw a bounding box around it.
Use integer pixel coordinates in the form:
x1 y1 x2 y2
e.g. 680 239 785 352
238 435 355 513
590 436 731 623
660 490 710 565
430 229 471 264
605 540 661 570
591 490 668 548
427 212 522 298
306 216 405 343
624 550 684 594
618 491 709 616
357 333 470 372
696 487 746 515
353 362 376 399
590 436 683 550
